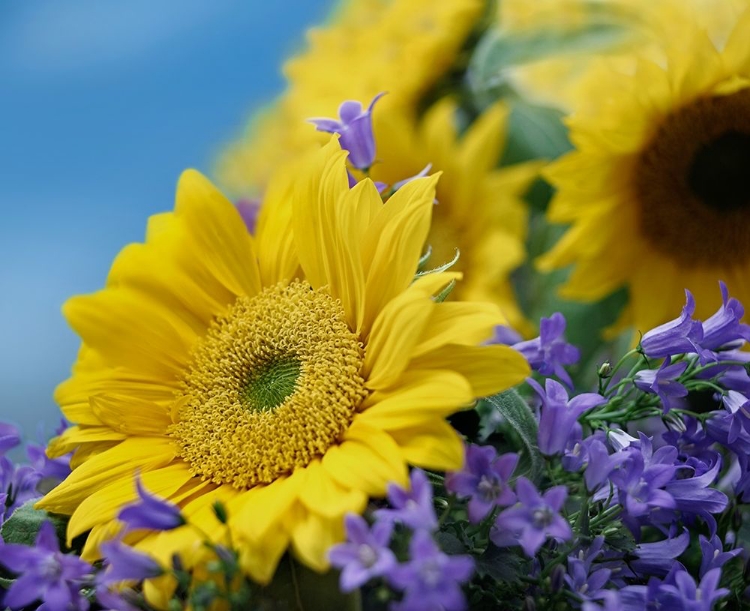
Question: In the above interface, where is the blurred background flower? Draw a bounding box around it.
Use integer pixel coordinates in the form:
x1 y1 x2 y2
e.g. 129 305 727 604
0 0 333 436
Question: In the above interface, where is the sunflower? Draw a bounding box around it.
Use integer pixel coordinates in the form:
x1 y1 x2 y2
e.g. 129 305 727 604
216 0 485 196
37 140 529 585
369 98 541 335
537 7 750 333
495 0 749 111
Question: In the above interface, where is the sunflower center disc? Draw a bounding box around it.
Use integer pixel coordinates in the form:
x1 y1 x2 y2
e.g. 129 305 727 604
635 88 750 265
688 131 750 213
170 280 367 488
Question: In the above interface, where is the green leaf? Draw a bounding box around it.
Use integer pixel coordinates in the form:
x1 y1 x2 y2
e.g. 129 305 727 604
482 390 542 482
467 17 630 106
474 545 524 583
257 555 361 611
0 501 69 548
501 101 571 165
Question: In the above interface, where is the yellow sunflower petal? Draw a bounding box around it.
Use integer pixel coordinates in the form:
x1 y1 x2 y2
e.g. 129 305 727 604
322 421 408 496
410 344 530 398
37 437 176 514
174 169 262 298
388 419 465 471
358 370 473 429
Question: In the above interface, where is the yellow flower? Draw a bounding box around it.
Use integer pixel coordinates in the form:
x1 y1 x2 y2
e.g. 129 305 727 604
537 7 750 334
370 98 541 335
496 0 749 110
38 140 529 584
216 0 485 196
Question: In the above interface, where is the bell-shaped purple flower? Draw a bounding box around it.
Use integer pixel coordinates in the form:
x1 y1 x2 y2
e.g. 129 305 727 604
699 534 742 578
491 477 572 557
236 198 261 234
374 469 438 532
118 475 185 532
528 378 606 456
446 445 517 523
700 281 750 355
609 444 678 520
660 568 729 611
388 530 474 611
634 357 689 413
513 313 580 387
565 537 612 603
309 93 385 171
721 390 750 444
628 529 690 578
328 513 397 592
640 290 703 358
98 539 164 584
0 422 20 454
0 521 92 611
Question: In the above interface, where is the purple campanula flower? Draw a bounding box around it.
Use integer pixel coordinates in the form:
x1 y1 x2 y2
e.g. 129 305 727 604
374 469 438 532
491 477 572 557
659 568 729 611
445 445 517 523
328 513 396 592
565 537 612 603
118 475 185 532
98 539 164 585
608 441 678 521
634 357 689 414
388 530 474 611
699 534 741 578
309 93 385 171
236 198 261 234
0 521 91 611
664 457 728 521
95 587 142 611
0 456 42 520
528 378 605 456
640 290 704 358
582 590 621 611
513 312 580 387
583 439 630 492
700 281 750 356
0 422 20 455
721 390 750 444
627 529 690 578
662 417 719 477
490 325 524 346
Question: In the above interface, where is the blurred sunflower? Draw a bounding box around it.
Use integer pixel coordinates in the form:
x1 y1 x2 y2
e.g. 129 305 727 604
37 140 528 585
217 0 485 196
537 7 750 333
370 98 541 335
496 0 749 110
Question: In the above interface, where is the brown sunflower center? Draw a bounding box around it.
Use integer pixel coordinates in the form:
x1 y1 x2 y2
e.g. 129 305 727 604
169 280 367 489
635 88 750 265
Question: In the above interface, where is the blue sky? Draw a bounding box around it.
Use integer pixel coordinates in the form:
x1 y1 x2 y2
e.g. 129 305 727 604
0 1 333 437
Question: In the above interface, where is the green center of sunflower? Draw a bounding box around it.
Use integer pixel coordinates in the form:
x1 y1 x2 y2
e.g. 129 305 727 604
241 358 302 412
635 87 750 265
169 280 367 489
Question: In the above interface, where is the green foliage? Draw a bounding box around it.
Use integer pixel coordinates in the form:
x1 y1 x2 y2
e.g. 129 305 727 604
467 17 630 108
0 500 69 548
255 555 362 611
479 390 542 482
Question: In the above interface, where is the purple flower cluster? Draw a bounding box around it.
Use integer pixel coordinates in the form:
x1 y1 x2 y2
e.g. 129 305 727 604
0 521 92 611
0 421 71 527
329 469 475 611
640 282 750 362
512 312 581 388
